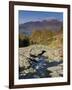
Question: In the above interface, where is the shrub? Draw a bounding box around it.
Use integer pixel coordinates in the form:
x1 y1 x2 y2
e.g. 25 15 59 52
30 29 55 45
19 33 30 47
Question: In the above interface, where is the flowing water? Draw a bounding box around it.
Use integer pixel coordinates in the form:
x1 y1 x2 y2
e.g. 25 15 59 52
19 56 52 79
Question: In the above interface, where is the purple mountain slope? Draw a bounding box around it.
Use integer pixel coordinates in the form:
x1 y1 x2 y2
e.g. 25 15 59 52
19 19 63 35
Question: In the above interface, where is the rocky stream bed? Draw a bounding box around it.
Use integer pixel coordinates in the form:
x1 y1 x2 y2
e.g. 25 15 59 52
19 45 63 79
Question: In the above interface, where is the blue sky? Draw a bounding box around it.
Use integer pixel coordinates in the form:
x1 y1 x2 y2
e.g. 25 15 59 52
19 10 63 24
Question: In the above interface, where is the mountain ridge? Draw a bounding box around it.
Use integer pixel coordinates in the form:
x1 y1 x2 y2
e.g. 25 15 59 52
19 19 63 35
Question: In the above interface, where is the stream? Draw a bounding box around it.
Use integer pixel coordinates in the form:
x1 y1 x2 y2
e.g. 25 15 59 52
19 56 63 79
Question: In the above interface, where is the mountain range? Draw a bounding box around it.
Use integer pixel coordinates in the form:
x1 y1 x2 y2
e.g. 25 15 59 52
19 19 63 35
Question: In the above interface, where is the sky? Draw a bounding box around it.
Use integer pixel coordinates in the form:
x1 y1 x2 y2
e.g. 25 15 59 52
19 10 63 24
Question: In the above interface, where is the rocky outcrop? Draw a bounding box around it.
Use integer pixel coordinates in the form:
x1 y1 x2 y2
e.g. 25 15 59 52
19 45 63 67
47 63 63 77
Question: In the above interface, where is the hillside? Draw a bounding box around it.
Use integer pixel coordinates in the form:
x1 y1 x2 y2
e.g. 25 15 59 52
19 28 63 49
